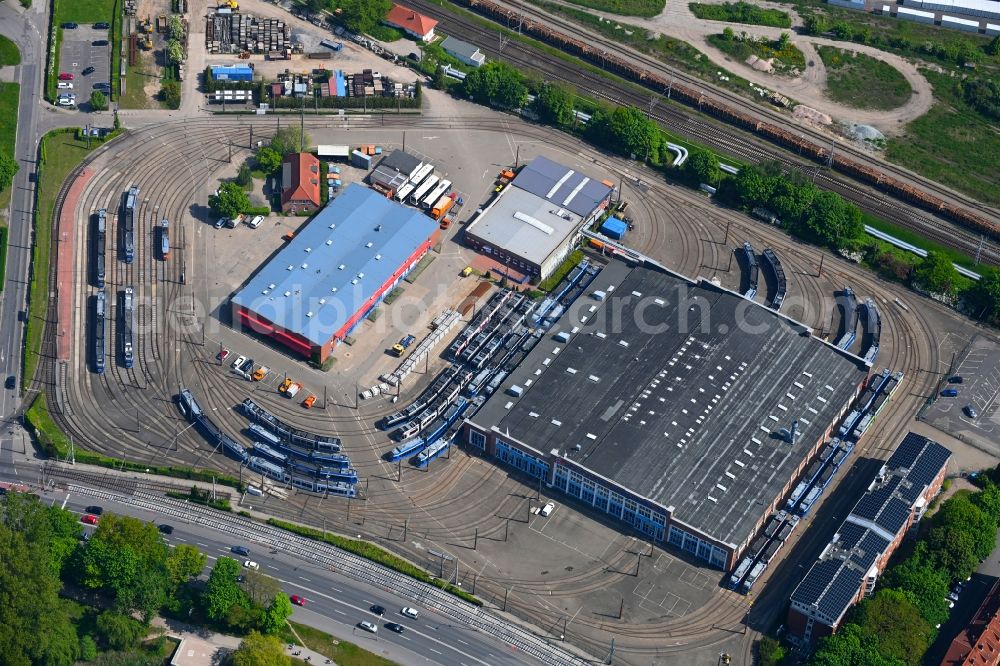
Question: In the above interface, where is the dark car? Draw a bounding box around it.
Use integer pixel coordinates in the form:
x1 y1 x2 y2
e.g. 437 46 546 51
370 605 385 616
92 39 109 47
385 622 405 634
93 83 111 92
84 505 104 515
948 375 964 384
94 22 110 29
231 546 250 556
4 376 14 390
82 66 96 76
62 22 78 29
965 404 979 419
941 388 959 397
158 524 174 534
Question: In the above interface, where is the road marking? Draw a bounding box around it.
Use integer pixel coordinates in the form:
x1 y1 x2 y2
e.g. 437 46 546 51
333 609 346 616
196 542 209 547
457 639 469 646
299 576 311 582
429 648 442 655
267 565 279 570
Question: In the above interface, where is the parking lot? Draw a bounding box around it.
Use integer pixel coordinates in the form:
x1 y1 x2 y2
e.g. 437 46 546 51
924 336 1000 455
58 23 111 109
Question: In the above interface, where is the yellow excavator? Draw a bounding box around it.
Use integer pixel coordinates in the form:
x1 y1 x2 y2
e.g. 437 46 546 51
219 0 238 9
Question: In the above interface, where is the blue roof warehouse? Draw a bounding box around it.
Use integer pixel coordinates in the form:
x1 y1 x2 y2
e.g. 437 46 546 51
231 184 440 363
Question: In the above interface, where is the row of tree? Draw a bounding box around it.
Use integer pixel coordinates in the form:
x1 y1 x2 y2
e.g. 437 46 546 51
809 479 1000 666
300 0 392 36
0 491 293 665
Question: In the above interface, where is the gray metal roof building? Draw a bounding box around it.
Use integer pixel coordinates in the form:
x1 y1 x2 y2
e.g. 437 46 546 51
464 156 613 279
466 260 869 568
378 149 422 179
441 36 486 67
788 432 951 644
231 184 439 362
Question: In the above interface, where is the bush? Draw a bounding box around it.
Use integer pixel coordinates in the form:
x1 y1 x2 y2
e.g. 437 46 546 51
160 80 180 109
688 2 791 28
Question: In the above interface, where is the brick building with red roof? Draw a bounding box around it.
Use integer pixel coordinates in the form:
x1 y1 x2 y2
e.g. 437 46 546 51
281 152 321 214
384 4 437 42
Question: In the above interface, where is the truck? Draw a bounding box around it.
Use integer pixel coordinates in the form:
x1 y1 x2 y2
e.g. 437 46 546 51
391 334 416 357
431 194 454 221
285 382 303 398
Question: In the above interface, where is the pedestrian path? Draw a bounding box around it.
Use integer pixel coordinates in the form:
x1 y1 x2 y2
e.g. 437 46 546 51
151 617 335 665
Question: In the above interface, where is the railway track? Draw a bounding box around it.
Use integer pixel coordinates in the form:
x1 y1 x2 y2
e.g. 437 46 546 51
406 0 1000 265
34 115 958 663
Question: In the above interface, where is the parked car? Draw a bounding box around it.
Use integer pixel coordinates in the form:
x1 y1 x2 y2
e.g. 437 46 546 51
285 382 302 398
370 605 385 616
57 81 73 89
965 404 979 418
84 505 104 515
158 524 174 534
57 95 76 107
400 607 419 619
82 66 96 75
231 354 247 371
4 376 14 390
358 621 378 633
217 348 230 361
61 22 78 29
290 595 306 606
231 546 250 556
93 82 111 92
92 40 108 46
302 395 316 409
948 375 964 384
539 501 556 517
247 215 264 229
941 388 959 397
243 560 259 570
93 22 110 29
252 365 269 381
385 623 405 633
214 218 227 229
81 514 98 525
58 72 74 81
278 378 293 394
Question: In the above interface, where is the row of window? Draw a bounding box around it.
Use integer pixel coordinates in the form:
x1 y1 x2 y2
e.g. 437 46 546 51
667 525 728 569
496 440 549 480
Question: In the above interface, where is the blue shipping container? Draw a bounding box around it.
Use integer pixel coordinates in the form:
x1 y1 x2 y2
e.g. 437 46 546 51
601 217 628 240
211 64 253 82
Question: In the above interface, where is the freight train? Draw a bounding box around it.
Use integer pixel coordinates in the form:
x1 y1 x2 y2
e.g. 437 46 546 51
459 0 999 240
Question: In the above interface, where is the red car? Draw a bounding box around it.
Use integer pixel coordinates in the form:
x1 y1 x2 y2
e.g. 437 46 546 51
217 348 230 361
58 72 74 81
81 514 98 525
290 595 306 606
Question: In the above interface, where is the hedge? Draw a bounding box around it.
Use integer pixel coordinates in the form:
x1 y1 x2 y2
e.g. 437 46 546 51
267 518 483 606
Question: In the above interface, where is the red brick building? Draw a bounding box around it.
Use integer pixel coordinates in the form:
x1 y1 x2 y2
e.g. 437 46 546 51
787 432 951 646
942 580 1000 666
384 4 437 41
281 152 321 214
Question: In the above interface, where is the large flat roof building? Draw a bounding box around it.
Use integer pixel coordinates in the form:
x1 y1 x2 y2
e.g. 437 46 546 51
788 432 951 646
464 260 869 569
465 156 613 280
232 184 439 363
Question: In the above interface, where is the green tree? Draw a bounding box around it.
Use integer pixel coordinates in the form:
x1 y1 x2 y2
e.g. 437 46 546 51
270 126 311 156
759 635 787 666
770 178 817 226
988 35 1000 56
165 544 206 592
203 557 248 622
972 480 1000 523
853 588 932 666
799 190 862 247
733 165 777 208
534 82 575 127
0 494 81 666
879 543 950 627
338 0 392 36
209 182 252 220
832 21 853 40
432 65 447 90
231 631 291 666
79 634 98 661
90 90 108 111
168 14 184 41
609 106 661 161
968 267 1000 324
722 26 735 41
463 61 527 109
95 611 145 651
47 505 83 576
778 32 791 50
161 80 181 109
811 622 906 666
236 162 253 189
913 251 959 294
684 149 721 184
803 14 829 35
260 593 294 635
0 150 18 192
167 39 184 65
240 569 281 608
926 494 996 580
255 146 283 175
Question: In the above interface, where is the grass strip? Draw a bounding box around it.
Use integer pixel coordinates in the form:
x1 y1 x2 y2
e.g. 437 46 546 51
558 0 665 18
0 228 7 292
0 81 20 247
267 518 483 606
861 212 979 270
688 1 791 27
815 45 911 110
279 621 398 666
538 249 585 292
0 35 21 66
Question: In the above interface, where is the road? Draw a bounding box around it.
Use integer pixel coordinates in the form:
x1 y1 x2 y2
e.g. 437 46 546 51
25 475 557 666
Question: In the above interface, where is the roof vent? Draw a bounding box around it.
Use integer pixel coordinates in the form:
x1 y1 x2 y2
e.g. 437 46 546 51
357 272 364 279
261 289 269 295
326 240 333 245
338 264 345 270
328 223 336 229
331 287 338 293
305 247 312 253
375 254 382 260
306 311 313 317
268 283 275 289
351 278 358 285
375 224 383 231
365 241 374 248
287 265 294 271
301 263 308 269
284 291 291 297
319 298 326 305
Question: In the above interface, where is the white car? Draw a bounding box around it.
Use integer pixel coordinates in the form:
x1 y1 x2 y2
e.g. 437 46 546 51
243 560 259 570
57 81 73 89
247 214 264 229
539 501 556 517
57 95 76 107
231 354 247 371
358 620 378 633
400 607 419 619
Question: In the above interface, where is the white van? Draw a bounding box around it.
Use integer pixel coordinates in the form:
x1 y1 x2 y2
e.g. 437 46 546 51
247 215 264 229
539 502 556 517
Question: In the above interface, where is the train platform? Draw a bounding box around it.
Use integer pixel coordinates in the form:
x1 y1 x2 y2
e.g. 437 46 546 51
57 166 95 361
